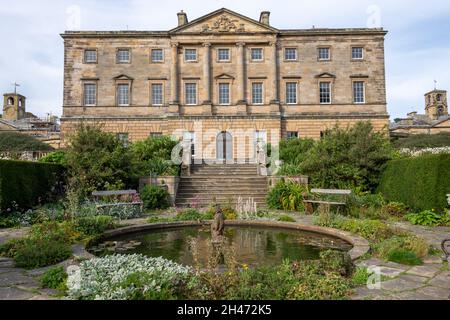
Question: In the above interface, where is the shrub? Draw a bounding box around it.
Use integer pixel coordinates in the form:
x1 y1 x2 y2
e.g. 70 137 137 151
41 266 68 290
378 154 450 212
130 136 179 177
14 239 72 269
0 132 53 152
352 267 371 287
39 151 67 166
0 160 65 212
175 208 208 221
299 122 393 192
266 181 307 212
279 138 316 166
140 185 170 210
382 202 408 217
375 235 428 260
393 132 450 149
65 124 133 199
67 254 192 300
387 249 422 266
406 210 449 227
74 216 117 236
278 215 296 223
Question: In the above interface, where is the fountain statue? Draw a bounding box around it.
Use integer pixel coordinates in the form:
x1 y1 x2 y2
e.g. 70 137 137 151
211 207 225 241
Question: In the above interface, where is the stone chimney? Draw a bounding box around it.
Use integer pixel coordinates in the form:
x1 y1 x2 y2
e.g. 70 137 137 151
177 10 188 27
259 11 270 25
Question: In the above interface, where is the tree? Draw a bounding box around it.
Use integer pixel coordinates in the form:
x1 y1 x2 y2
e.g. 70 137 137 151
65 124 132 198
0 132 53 152
300 122 393 192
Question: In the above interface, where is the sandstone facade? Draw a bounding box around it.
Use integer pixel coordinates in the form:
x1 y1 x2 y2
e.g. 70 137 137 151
61 8 389 161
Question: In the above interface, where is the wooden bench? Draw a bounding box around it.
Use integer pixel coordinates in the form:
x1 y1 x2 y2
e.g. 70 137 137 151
303 189 352 215
92 190 143 213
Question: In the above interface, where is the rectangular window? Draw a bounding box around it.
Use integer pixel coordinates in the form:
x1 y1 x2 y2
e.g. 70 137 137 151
219 83 230 105
353 81 365 103
151 84 163 106
218 49 230 61
185 49 197 61
117 133 129 147
352 47 364 60
117 84 130 106
286 82 298 104
252 83 263 104
185 83 197 105
318 48 330 61
284 48 297 61
251 48 263 61
150 132 163 138
319 82 331 104
287 132 299 139
117 49 130 63
84 50 97 63
151 49 163 62
83 83 96 106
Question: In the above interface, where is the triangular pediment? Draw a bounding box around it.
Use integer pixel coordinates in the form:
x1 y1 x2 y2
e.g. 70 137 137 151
170 8 278 34
113 74 134 81
315 72 336 79
215 73 235 80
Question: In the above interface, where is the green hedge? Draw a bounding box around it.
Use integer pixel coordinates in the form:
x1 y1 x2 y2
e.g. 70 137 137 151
378 154 450 212
0 160 65 212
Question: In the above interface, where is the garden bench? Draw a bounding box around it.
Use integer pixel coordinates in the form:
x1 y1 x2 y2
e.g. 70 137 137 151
92 190 143 212
303 189 352 215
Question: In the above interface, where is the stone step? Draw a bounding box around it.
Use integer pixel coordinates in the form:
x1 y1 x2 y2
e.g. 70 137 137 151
181 176 267 180
178 187 268 192
177 192 267 197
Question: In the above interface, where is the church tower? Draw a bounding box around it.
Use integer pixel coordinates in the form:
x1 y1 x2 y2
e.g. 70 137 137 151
2 93 26 121
425 89 448 120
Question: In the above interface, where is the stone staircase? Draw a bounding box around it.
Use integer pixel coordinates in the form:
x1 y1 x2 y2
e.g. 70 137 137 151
175 164 268 208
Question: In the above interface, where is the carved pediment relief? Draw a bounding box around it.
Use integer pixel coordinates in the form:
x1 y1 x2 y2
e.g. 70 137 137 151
201 15 245 33
315 72 336 79
215 73 235 80
171 8 278 34
113 74 134 81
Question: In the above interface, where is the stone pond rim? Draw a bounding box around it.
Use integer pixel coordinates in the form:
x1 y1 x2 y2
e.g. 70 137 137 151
95 220 371 261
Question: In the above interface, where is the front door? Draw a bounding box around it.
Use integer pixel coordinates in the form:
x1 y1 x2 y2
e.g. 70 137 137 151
217 131 232 162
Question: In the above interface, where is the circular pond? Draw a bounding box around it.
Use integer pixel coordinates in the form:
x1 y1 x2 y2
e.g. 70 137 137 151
90 225 353 268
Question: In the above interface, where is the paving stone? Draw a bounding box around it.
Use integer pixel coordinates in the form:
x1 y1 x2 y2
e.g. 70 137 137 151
415 286 450 300
0 259 15 268
428 272 450 289
28 295 58 300
356 258 384 268
380 261 410 271
399 274 430 284
380 277 427 292
423 256 445 264
0 272 38 287
407 265 442 278
0 287 35 300
376 266 405 278
389 291 443 301
0 268 18 274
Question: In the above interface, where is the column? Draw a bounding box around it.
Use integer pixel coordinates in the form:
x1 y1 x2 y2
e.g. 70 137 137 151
236 42 247 104
270 41 280 104
202 42 212 104
170 42 179 106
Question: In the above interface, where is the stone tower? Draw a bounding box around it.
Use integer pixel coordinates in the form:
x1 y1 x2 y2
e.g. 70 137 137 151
2 93 26 121
425 89 448 120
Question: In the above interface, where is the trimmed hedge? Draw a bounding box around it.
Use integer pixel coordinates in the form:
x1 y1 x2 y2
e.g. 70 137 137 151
378 154 450 212
0 160 65 212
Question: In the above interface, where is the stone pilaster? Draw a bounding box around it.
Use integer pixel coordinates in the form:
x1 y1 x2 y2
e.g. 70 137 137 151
269 41 281 115
202 42 212 115
169 42 180 114
236 42 248 115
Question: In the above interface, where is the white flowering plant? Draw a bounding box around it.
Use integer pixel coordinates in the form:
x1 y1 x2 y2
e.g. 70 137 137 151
67 254 193 300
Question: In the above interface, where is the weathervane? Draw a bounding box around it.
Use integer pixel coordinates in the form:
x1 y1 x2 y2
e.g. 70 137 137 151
11 82 20 94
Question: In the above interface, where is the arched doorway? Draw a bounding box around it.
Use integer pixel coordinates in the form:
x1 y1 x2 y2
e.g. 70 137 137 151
217 131 232 162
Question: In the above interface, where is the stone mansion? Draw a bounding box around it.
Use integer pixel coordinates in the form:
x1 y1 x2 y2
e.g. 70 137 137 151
61 8 389 162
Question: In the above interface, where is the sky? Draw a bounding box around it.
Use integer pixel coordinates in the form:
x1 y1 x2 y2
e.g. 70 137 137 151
0 0 449 119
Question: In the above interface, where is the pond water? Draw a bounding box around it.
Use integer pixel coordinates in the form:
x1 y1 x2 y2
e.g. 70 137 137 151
89 226 353 268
